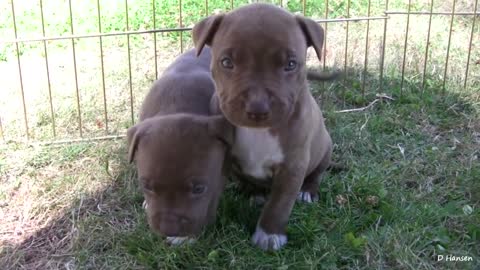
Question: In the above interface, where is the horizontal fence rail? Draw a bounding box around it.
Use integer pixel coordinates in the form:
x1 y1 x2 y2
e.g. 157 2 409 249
0 0 478 144
0 17 393 44
385 10 479 15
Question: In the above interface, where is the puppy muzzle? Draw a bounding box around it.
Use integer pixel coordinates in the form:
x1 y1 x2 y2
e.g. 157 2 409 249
245 100 271 122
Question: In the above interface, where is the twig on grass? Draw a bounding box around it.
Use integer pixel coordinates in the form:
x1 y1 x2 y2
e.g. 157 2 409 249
335 94 394 113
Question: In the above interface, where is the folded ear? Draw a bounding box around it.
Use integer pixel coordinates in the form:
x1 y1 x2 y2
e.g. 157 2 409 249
127 124 145 163
192 14 224 56
206 115 234 147
295 15 325 61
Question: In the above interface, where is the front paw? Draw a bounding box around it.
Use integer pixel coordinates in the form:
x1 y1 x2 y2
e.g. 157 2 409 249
249 194 267 206
296 191 318 203
165 236 196 245
251 225 287 251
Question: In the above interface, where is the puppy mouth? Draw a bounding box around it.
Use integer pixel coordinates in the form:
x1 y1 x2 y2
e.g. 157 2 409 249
241 117 273 128
150 221 199 238
147 213 198 237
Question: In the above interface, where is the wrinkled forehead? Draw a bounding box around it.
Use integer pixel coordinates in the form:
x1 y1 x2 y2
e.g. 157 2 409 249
136 134 224 180
214 13 306 53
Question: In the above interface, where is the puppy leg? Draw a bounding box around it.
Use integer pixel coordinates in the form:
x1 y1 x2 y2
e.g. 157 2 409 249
252 165 306 251
297 153 331 203
298 148 332 203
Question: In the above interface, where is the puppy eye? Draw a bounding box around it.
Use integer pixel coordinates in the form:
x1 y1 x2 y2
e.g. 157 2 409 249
220 57 234 69
285 60 297 71
192 184 207 195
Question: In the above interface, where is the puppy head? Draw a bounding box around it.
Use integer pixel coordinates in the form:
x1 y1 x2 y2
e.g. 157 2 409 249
127 114 233 237
193 3 324 128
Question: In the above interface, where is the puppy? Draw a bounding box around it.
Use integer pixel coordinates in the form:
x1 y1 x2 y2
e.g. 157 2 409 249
193 3 333 251
127 47 233 245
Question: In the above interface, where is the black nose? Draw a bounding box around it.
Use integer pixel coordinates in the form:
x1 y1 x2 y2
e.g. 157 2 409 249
246 101 270 121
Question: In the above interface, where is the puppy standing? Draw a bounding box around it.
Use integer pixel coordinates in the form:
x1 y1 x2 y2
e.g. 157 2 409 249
193 4 333 250
127 47 232 244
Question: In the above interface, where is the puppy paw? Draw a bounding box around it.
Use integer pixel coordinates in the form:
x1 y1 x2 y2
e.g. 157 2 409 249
296 191 318 203
165 236 196 245
251 225 287 251
142 200 148 209
249 194 267 206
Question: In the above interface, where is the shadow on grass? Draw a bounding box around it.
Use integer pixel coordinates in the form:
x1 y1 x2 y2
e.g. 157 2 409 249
0 141 262 269
1 70 479 269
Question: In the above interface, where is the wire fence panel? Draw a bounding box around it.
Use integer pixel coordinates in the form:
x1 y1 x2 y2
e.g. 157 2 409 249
0 0 478 144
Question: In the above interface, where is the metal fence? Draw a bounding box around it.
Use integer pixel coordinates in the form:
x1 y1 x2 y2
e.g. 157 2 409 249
0 0 478 144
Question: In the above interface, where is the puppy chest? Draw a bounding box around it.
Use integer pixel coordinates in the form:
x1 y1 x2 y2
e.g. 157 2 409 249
231 128 284 179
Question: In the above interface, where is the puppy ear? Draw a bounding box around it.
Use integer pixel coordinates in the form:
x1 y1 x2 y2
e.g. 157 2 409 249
192 14 224 56
295 15 325 61
207 115 234 147
127 124 143 163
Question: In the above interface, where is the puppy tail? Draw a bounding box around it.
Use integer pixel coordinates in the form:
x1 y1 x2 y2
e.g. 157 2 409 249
307 70 341 82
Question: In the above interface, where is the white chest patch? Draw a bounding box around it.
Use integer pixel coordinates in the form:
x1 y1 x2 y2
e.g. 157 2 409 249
232 127 284 179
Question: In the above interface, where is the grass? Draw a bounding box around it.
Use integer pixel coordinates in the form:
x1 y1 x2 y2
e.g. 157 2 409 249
1 77 479 269
0 0 479 269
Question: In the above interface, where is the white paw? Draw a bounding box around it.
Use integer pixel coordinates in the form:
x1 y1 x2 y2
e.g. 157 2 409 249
251 225 287 251
142 200 148 209
165 236 196 245
249 194 267 206
296 191 317 203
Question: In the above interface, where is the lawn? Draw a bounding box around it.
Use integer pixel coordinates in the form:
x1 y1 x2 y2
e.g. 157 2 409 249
0 0 479 269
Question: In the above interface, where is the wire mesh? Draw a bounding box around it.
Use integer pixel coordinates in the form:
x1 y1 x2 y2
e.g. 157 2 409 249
0 0 477 144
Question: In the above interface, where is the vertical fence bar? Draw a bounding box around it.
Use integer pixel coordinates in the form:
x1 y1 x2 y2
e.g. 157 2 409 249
343 0 351 98
125 0 134 125
40 0 56 138
230 0 233 10
379 0 389 92
0 117 4 141
10 1 29 139
361 0 371 97
322 0 328 71
280 0 283 8
399 0 412 95
153 0 158 79
302 0 306 15
463 0 477 89
179 0 184 53
422 0 434 91
319 0 329 104
442 0 456 93
97 0 108 134
68 0 83 137
205 0 208 14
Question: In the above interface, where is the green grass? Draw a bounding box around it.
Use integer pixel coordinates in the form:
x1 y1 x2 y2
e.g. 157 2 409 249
1 77 479 269
0 0 479 269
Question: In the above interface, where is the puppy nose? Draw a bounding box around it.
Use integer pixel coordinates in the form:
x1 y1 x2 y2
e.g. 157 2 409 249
246 101 270 121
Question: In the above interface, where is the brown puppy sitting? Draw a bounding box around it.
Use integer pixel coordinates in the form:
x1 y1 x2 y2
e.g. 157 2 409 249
193 3 333 251
127 47 233 245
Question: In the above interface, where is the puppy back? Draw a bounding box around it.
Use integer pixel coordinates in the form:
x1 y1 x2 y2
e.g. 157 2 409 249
140 47 214 120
